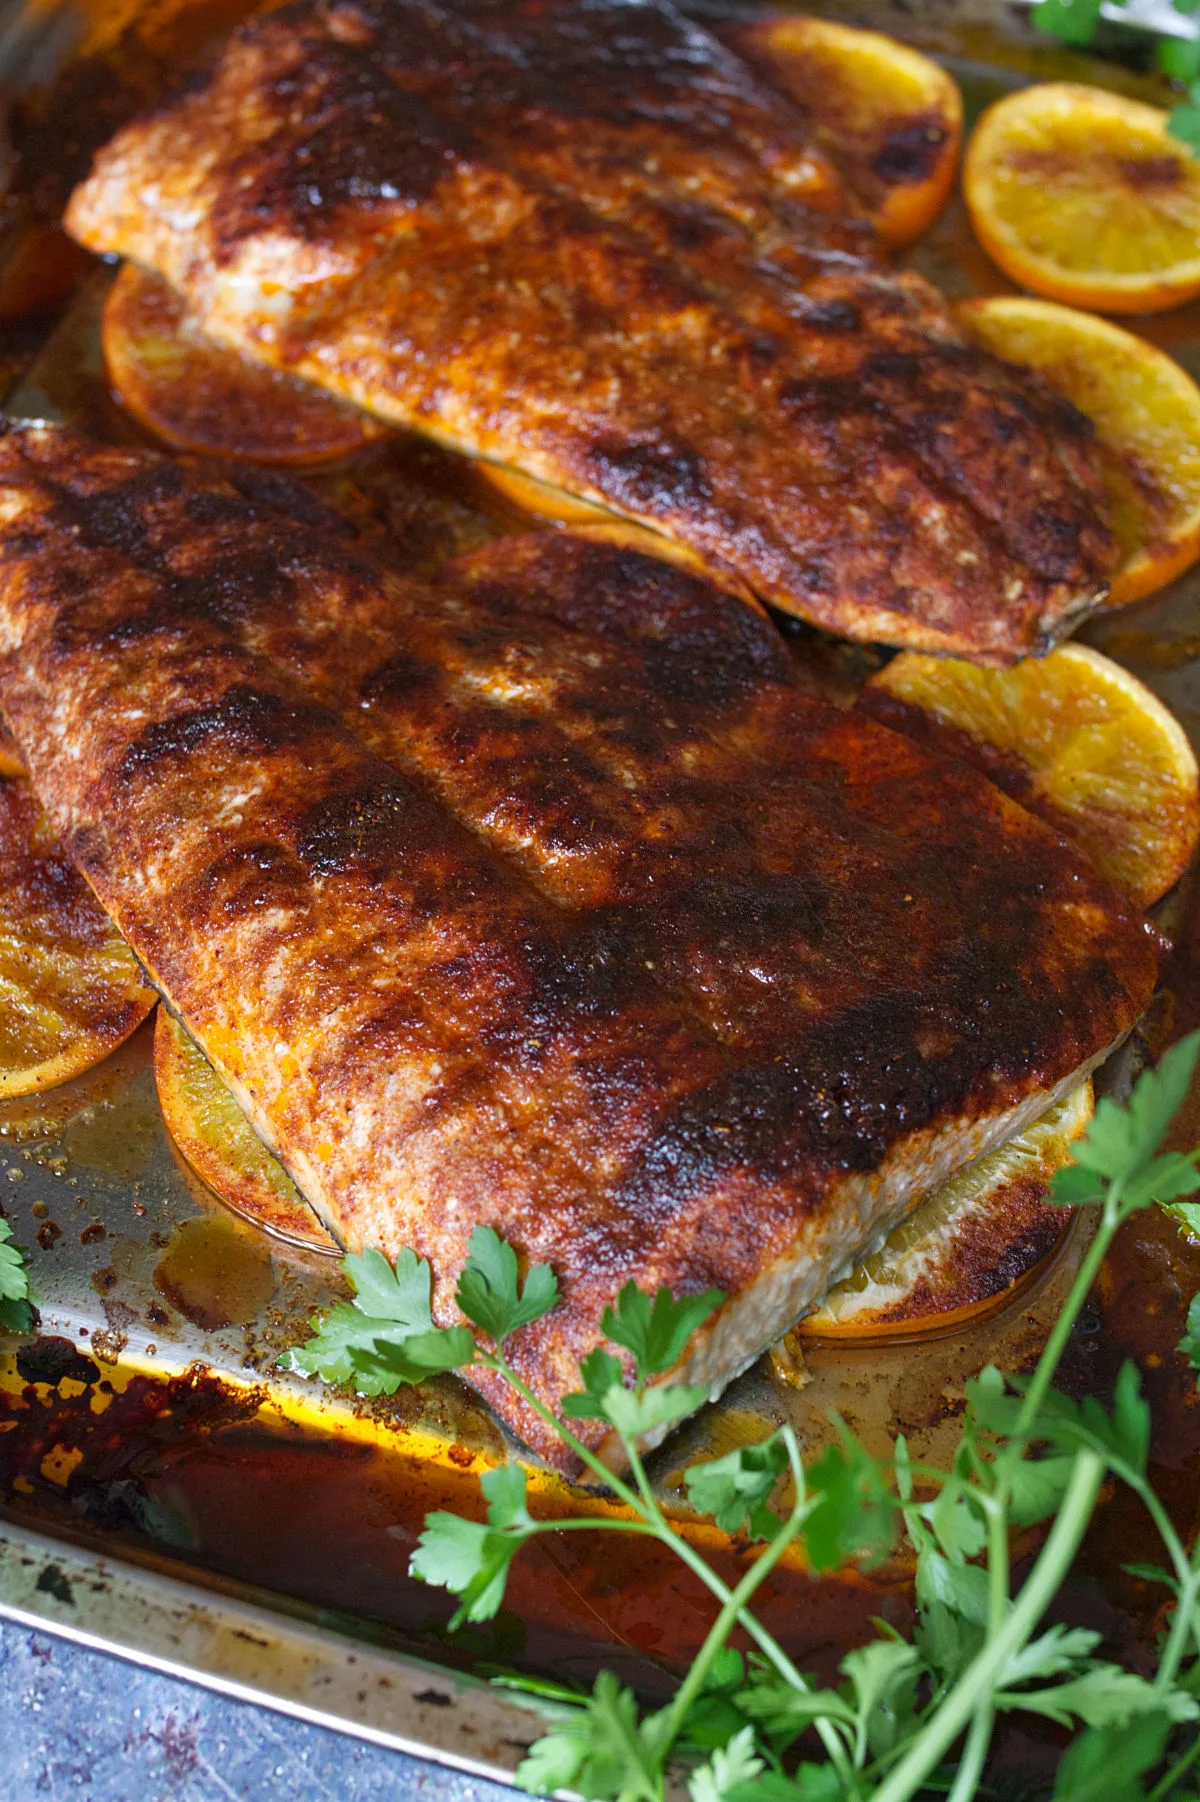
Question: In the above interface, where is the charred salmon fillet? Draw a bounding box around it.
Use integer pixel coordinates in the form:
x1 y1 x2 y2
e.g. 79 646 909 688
65 0 1117 665
0 427 1157 1463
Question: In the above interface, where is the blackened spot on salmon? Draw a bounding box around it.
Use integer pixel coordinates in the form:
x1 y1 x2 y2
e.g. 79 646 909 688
295 779 430 875
670 870 828 950
663 203 724 251
50 462 185 560
211 39 469 252
791 297 861 334
1026 507 1085 579
184 491 259 531
871 115 947 187
118 686 318 781
779 374 866 418
522 909 653 1025
587 439 711 516
361 650 440 704
226 464 361 537
164 552 297 626
862 349 922 386
465 536 792 687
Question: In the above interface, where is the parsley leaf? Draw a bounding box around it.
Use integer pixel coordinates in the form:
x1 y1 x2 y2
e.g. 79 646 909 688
1052 1712 1175 1801
411 1463 536 1627
683 1433 789 1539
346 1246 436 1326
1069 1032 1200 1191
515 1672 669 1802
455 1226 559 1347
725 1769 843 1802
290 1246 475 1394
1031 0 1103 47
601 1282 724 1380
840 1639 922 1761
1170 85 1200 154
601 1381 709 1442
1179 1290 1200 1380
688 1726 765 1802
0 1215 32 1334
563 1338 706 1439
803 1425 897 1573
562 1346 626 1420
1003 1663 1197 1728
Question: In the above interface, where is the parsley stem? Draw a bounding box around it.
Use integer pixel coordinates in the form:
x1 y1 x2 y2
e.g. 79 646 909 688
870 1449 1106 1802
480 1356 649 1518
945 1702 993 1802
1147 1725 1200 1802
659 1478 858 1794
1013 1195 1122 1441
987 1494 1010 1630
487 1354 846 1768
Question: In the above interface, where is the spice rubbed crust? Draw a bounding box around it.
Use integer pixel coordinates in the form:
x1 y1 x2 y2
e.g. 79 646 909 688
65 0 1118 665
0 428 1157 1464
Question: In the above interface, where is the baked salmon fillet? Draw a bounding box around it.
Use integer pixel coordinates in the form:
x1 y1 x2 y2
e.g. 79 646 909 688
0 427 1157 1464
65 0 1118 664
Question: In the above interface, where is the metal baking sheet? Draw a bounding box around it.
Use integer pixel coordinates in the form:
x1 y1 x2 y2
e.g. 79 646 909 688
4 0 1200 1784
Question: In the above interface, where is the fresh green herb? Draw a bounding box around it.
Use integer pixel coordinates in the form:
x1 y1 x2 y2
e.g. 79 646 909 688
294 1032 1200 1799
1029 0 1200 132
0 1212 33 1334
1170 80 1200 150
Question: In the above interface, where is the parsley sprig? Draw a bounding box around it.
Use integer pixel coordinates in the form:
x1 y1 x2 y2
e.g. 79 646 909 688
0 1211 33 1334
1031 0 1200 144
293 1033 1200 1800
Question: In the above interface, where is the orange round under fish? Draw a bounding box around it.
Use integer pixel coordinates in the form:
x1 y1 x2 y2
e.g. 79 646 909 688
154 1009 339 1256
103 261 391 465
0 775 157 1097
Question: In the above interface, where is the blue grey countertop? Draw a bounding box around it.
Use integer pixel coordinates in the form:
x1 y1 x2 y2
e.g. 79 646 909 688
1 1618 518 1802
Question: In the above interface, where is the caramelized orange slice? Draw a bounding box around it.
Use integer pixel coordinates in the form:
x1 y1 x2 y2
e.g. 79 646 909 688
154 1010 338 1255
960 296 1200 607
865 642 1200 909
0 778 156 1097
736 16 962 245
103 262 391 465
798 1083 1091 1340
964 83 1200 315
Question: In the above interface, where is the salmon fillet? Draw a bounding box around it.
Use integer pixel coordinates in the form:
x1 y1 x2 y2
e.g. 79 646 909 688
65 0 1117 664
0 427 1157 1464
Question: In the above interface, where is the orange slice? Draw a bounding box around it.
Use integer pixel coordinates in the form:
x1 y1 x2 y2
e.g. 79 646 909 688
735 16 962 246
964 83 1200 315
798 1082 1091 1340
960 296 1200 607
0 777 157 1097
864 641 1200 909
154 1009 338 1255
103 262 391 465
